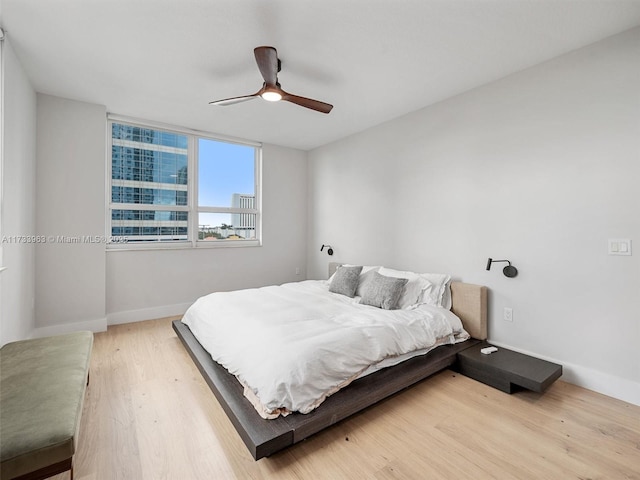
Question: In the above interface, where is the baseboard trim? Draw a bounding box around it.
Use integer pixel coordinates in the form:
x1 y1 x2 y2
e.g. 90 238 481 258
29 303 192 337
31 317 108 338
490 340 639 407
107 302 192 326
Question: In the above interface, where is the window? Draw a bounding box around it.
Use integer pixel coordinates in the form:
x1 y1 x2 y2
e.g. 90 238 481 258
197 138 258 242
108 118 261 247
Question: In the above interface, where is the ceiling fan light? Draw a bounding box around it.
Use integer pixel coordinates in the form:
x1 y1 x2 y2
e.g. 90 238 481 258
261 90 282 102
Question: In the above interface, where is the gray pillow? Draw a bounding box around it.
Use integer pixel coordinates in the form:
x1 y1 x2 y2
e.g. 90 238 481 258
360 271 408 310
329 265 363 297
355 268 379 297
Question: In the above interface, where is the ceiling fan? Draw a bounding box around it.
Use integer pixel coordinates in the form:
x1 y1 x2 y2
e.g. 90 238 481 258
209 46 333 114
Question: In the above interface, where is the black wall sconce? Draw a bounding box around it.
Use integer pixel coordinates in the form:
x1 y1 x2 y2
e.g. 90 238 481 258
486 258 518 278
320 244 334 256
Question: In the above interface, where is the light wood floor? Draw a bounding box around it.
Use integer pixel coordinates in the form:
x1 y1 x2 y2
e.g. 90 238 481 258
54 317 640 480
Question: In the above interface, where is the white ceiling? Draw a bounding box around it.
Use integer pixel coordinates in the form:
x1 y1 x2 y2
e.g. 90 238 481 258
2 0 640 150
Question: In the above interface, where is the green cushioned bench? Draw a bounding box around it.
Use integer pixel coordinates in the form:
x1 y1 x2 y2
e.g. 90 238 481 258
1 331 93 480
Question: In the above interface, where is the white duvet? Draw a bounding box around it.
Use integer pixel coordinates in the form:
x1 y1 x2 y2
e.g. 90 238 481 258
182 280 468 418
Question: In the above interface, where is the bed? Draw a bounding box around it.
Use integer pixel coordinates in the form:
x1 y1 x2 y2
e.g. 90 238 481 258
173 262 487 460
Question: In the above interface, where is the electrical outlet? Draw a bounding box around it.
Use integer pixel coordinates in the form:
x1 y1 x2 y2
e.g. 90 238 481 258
503 307 513 322
608 238 632 256
295 267 300 275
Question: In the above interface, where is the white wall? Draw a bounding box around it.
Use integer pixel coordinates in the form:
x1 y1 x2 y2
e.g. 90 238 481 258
34 94 107 335
21 93 308 332
26 93 308 331
307 28 640 405
0 38 37 345
106 142 308 323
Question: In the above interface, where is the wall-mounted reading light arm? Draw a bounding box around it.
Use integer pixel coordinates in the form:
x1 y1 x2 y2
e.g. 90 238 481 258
486 257 518 278
320 244 334 256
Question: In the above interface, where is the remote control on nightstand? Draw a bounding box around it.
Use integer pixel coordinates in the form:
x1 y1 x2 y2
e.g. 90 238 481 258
480 346 498 355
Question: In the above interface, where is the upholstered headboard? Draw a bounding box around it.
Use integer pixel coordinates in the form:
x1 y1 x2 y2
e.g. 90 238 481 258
328 262 487 340
450 281 487 340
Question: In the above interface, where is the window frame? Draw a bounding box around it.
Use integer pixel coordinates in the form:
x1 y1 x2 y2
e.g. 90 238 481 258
106 115 262 250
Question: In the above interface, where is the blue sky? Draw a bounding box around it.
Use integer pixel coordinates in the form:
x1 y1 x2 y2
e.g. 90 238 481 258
198 138 254 207
198 138 255 231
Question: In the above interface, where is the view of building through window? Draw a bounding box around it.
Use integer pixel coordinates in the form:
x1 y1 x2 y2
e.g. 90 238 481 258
197 193 256 241
109 121 259 245
197 137 257 241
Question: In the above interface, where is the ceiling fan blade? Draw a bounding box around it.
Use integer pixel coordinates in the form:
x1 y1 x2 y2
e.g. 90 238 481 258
210 47 333 114
254 46 279 86
281 91 333 114
209 92 260 106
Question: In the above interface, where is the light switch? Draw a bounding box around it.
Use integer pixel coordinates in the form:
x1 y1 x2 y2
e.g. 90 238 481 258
608 239 632 256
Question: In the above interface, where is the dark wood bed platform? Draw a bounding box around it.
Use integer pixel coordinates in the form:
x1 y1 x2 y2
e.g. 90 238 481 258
172 271 487 460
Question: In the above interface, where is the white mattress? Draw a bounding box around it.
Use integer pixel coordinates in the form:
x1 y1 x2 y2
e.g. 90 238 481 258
182 279 468 419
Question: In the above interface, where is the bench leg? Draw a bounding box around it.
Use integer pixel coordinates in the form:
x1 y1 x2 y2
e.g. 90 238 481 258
12 458 72 480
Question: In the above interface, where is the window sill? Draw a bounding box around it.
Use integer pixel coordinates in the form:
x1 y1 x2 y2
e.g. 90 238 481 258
106 239 261 252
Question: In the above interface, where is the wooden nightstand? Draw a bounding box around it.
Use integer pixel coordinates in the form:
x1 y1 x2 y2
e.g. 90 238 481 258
455 342 562 393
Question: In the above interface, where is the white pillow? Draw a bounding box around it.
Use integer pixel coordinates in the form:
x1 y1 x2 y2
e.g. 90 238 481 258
378 267 452 309
418 273 452 308
377 267 431 309
441 282 453 310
